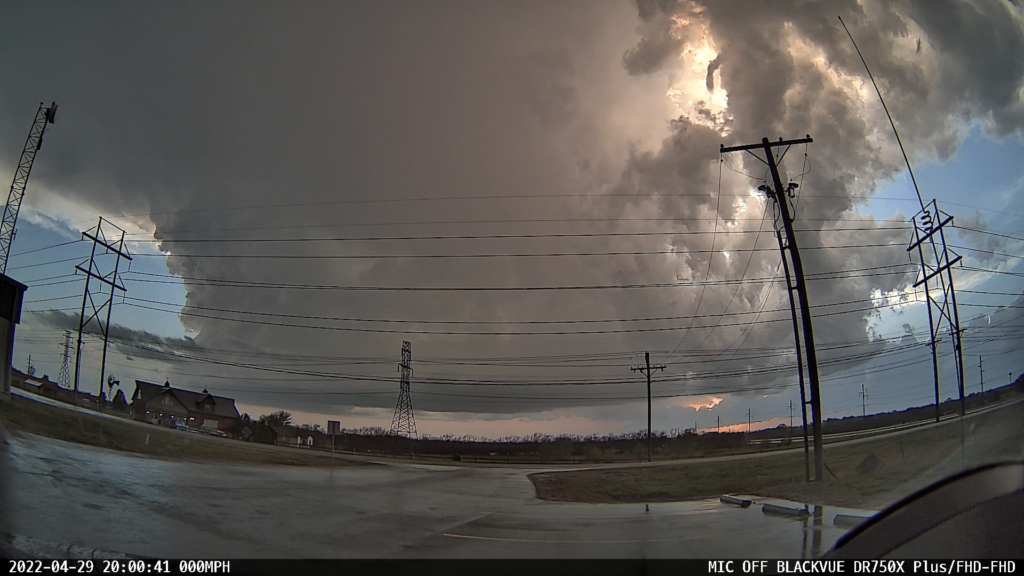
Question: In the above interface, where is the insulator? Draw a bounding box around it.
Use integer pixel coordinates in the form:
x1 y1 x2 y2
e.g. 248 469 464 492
919 209 933 230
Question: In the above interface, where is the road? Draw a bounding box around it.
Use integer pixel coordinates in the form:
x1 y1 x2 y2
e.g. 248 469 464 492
0 428 865 559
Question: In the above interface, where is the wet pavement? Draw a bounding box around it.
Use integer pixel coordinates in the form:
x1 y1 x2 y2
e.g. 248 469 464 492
0 427 870 559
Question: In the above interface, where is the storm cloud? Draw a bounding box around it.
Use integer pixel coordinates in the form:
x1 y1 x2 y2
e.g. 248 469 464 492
2 1 1022 426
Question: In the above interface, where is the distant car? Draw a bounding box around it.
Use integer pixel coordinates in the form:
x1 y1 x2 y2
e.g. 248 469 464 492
173 422 188 432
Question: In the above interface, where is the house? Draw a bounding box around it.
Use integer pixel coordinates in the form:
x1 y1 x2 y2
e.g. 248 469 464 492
130 380 240 432
271 426 328 449
9 368 101 407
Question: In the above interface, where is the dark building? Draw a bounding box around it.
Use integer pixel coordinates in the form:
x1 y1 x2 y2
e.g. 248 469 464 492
130 380 240 432
0 274 27 396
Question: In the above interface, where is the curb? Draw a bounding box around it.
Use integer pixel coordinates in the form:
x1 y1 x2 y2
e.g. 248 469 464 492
833 513 871 528
761 503 810 518
720 495 754 507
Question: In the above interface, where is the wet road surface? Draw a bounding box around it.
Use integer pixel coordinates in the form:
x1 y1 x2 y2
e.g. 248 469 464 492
0 428 869 559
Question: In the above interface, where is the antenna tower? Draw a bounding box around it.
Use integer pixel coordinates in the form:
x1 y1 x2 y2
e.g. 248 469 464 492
1 102 58 275
74 217 132 406
390 341 417 437
58 330 73 388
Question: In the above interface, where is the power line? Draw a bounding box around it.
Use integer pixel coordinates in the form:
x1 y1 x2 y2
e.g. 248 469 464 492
125 242 903 260
147 226 911 244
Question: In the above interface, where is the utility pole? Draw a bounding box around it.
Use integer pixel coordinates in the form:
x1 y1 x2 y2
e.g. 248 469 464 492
1 102 58 276
778 221 811 482
74 218 131 407
860 384 868 420
978 356 984 402
789 399 793 428
26 355 34 377
390 341 417 438
717 414 720 433
747 408 752 434
721 135 825 482
631 352 665 462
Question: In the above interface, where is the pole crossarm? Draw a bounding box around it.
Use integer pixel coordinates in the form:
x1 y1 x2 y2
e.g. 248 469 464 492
74 265 128 291
912 256 963 288
631 352 665 462
721 136 812 154
81 230 133 261
907 214 955 252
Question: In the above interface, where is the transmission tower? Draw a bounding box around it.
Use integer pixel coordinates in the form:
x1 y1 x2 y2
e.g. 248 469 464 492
1 102 58 276
57 330 73 389
390 340 417 437
74 217 132 406
837 17 967 424
909 200 965 420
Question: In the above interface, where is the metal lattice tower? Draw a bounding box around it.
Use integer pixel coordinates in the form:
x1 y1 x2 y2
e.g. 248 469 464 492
390 341 417 438
838 17 967 423
57 330 73 389
1 102 57 276
909 200 965 420
74 217 132 406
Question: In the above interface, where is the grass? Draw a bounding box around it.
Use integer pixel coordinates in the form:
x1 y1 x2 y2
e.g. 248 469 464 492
0 392 367 467
530 399 1024 509
4 387 1021 507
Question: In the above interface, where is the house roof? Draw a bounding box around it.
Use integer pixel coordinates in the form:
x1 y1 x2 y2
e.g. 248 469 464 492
271 425 299 438
132 380 240 419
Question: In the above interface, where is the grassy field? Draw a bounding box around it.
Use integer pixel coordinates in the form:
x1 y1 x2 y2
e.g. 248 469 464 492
4 387 1021 509
0 392 367 467
530 399 1024 509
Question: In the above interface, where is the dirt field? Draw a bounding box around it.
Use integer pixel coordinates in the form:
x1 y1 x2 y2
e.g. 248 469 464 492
0 392 367 467
530 399 1024 509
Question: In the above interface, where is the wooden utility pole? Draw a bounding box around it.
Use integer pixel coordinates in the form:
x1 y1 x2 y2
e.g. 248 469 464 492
631 352 665 462
720 135 826 482
978 356 984 402
860 384 868 420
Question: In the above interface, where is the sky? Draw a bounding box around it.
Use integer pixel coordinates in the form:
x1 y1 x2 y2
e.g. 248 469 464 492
1 0 1023 439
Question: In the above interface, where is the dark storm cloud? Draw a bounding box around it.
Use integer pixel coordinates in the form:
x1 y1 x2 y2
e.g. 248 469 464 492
3 0 1022 419
31 310 216 363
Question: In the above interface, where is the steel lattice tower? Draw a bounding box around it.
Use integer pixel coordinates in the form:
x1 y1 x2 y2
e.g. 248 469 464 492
57 330 73 389
74 217 132 406
390 341 417 437
838 17 967 423
909 200 966 420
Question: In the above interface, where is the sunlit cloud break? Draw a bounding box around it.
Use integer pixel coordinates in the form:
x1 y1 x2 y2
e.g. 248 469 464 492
687 396 723 412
